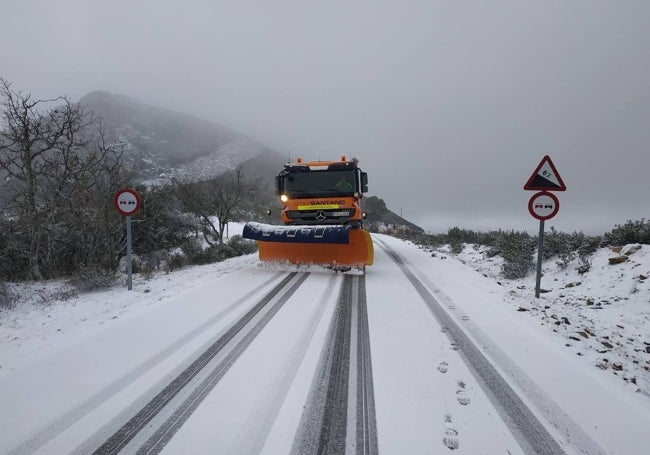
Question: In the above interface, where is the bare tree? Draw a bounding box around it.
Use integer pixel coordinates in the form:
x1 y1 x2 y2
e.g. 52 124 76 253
0 78 128 279
177 167 258 245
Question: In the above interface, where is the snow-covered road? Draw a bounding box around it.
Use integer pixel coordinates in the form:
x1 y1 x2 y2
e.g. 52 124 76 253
1 234 648 454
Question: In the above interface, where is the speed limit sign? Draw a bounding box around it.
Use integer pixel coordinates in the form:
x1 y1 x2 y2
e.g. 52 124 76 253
114 188 141 216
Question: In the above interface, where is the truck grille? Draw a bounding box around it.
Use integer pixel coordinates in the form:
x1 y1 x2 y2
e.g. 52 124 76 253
286 209 354 224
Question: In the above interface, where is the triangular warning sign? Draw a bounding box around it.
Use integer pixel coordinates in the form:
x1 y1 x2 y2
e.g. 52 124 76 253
524 155 566 191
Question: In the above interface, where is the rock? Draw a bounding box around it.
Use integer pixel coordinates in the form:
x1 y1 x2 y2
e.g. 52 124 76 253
565 282 582 288
601 340 614 349
612 362 623 371
608 256 629 265
620 244 642 256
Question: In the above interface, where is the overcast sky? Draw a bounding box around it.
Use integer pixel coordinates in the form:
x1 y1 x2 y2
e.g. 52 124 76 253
2 0 649 234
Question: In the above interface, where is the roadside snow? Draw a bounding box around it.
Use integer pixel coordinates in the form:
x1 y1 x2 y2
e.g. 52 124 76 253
417 241 650 396
0 228 649 454
0 223 251 373
2 235 648 397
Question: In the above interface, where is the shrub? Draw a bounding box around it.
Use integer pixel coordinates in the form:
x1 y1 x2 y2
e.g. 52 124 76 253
229 235 257 256
577 236 601 256
577 257 591 274
68 268 117 292
499 231 535 279
180 239 204 264
167 252 187 272
556 250 574 270
447 227 465 254
544 227 572 260
0 282 17 309
603 219 650 246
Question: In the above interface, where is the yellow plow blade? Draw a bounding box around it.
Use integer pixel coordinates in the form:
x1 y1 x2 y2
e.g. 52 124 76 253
256 229 374 269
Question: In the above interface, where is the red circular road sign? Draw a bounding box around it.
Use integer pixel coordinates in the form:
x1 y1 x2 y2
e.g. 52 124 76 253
114 188 142 216
528 191 559 221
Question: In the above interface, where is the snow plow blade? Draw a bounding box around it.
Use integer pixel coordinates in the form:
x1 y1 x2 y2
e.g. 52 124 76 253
243 222 374 268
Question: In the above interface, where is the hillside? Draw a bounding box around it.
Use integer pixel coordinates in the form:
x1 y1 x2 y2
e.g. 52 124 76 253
80 91 285 184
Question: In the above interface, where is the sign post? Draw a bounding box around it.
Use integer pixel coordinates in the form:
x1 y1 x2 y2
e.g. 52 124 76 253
114 188 142 290
524 156 566 298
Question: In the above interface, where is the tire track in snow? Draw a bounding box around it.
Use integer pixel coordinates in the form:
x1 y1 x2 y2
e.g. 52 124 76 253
291 274 378 455
8 272 284 455
354 273 378 455
227 273 342 455
91 272 309 455
377 239 569 455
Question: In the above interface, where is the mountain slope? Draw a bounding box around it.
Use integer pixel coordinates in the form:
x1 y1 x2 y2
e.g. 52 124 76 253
79 91 285 183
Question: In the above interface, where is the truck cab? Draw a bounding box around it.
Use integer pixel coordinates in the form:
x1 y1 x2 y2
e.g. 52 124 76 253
275 156 368 227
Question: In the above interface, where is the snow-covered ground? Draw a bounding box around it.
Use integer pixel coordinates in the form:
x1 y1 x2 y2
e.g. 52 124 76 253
0 227 648 454
441 241 650 396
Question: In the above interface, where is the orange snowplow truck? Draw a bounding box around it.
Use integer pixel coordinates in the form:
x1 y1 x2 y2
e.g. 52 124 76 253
243 156 374 271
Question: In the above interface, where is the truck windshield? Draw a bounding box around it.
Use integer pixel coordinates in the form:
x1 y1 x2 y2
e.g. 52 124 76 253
283 170 357 198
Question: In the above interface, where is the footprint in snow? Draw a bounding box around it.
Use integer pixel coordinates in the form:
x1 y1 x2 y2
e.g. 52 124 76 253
456 381 471 406
437 361 449 373
443 428 460 450
442 414 460 450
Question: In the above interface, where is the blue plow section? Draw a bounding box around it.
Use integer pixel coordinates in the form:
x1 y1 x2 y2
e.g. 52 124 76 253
242 222 351 244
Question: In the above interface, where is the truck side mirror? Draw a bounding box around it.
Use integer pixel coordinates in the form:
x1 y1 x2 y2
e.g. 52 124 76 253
360 172 368 193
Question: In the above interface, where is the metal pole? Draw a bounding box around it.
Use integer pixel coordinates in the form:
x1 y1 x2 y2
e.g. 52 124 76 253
126 215 133 290
535 219 545 298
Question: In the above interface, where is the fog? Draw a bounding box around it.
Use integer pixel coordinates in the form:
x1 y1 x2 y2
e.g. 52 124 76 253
2 0 649 234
